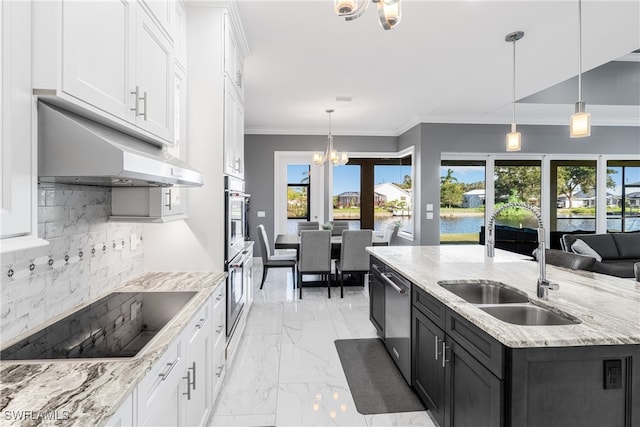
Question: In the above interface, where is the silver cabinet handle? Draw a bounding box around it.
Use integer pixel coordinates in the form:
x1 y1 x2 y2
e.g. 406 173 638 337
215 365 224 378
188 361 196 390
142 91 148 121
182 369 192 400
435 336 442 361
236 71 242 88
195 318 207 329
165 189 172 210
442 341 450 368
159 358 179 380
130 86 140 115
381 273 406 294
216 324 224 334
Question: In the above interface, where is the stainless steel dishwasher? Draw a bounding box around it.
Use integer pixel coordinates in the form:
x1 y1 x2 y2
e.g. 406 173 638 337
382 267 412 384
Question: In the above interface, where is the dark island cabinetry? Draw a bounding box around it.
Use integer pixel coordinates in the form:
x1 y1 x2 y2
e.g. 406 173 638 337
411 284 639 427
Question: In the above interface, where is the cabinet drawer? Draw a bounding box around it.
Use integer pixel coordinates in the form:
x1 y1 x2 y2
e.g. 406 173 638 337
137 338 183 419
184 301 209 345
412 286 446 330
446 310 504 379
211 344 226 396
211 286 226 351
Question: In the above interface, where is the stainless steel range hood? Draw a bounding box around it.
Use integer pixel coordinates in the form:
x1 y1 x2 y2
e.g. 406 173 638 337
38 103 204 187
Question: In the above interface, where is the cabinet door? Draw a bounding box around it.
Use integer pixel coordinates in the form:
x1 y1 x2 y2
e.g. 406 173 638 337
243 247 253 308
61 0 134 120
445 339 503 427
141 381 181 427
1 1 33 239
223 14 237 81
140 0 174 40
223 80 238 176
104 391 134 427
234 98 244 179
369 270 385 336
135 6 174 142
183 317 212 427
412 308 446 427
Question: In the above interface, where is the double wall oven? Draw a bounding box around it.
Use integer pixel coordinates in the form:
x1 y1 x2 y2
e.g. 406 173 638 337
224 176 250 337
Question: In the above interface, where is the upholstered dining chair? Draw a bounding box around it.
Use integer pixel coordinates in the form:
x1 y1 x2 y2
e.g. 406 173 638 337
382 223 400 245
335 230 372 298
330 220 349 236
297 230 332 299
297 221 320 235
257 224 297 289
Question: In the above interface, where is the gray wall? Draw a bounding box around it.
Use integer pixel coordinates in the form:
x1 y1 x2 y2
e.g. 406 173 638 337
245 124 640 255
244 134 398 257
416 123 640 245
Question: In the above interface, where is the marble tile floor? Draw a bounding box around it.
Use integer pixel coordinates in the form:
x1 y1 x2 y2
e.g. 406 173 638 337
209 261 435 427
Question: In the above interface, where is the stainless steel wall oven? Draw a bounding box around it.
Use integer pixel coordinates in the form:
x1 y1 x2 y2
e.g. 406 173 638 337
224 176 250 337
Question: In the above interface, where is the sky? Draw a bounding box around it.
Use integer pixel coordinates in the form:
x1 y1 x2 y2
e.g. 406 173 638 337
287 164 412 195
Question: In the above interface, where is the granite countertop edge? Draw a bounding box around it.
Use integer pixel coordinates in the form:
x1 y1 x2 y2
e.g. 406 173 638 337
367 245 640 349
0 271 226 427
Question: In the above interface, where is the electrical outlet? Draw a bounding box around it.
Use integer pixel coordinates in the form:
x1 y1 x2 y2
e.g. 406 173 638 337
604 359 622 389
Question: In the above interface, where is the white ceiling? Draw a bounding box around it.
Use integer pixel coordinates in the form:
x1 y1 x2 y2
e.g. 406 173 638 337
235 0 640 136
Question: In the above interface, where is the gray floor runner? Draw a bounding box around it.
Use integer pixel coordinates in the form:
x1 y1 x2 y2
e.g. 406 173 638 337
334 338 426 415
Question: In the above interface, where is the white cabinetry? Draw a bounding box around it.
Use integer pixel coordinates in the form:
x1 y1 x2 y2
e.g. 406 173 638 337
104 392 134 427
0 1 46 251
210 285 227 397
111 187 186 223
33 0 175 145
182 301 212 427
222 11 247 179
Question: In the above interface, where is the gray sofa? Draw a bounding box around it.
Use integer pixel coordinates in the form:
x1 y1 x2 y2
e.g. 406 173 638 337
561 232 640 278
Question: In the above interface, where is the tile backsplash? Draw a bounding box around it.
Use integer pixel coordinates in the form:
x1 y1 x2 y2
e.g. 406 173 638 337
1 183 144 346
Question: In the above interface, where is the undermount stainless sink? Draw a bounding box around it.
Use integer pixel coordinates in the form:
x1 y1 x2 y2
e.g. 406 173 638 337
439 280 529 304
438 280 580 326
0 291 197 361
479 304 581 326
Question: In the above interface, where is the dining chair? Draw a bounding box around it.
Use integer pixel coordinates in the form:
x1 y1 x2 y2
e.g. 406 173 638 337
335 230 372 298
330 220 349 236
382 223 400 245
297 230 332 299
257 224 297 289
297 221 320 235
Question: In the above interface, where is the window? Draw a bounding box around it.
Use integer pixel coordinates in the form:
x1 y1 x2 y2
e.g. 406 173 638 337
550 160 598 233
607 160 640 232
374 164 413 233
287 164 310 233
493 160 541 229
333 164 361 230
440 160 486 244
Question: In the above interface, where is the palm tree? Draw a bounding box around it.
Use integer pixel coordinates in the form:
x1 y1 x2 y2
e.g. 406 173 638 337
440 169 458 185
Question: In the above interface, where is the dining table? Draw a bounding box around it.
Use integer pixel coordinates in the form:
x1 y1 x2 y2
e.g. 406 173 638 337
274 233 388 252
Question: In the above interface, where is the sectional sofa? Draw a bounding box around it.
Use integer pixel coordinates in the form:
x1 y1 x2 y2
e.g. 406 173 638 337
561 232 640 278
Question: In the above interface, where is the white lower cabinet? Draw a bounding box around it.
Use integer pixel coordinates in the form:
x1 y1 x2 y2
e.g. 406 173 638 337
111 187 187 222
107 287 226 427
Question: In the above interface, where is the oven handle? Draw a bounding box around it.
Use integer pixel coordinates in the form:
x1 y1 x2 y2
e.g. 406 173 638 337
229 251 251 268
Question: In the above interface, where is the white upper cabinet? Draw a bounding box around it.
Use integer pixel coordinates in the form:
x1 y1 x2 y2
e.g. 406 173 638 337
33 0 176 146
61 0 134 121
174 1 187 70
134 5 175 141
1 0 45 250
223 13 244 102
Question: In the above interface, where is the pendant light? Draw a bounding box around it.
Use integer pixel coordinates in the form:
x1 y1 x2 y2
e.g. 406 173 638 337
570 0 591 138
505 31 524 152
334 0 402 31
313 109 348 166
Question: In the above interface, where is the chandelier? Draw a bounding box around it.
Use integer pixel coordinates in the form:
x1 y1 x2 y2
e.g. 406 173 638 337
313 109 348 166
334 0 401 31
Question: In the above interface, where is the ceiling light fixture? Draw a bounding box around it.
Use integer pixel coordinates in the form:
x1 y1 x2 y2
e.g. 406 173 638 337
505 31 524 152
334 0 401 31
313 109 348 166
570 0 591 138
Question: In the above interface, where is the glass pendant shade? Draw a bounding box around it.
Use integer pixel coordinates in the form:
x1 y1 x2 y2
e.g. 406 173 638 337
377 0 401 30
335 0 356 15
506 124 522 152
313 109 349 166
570 106 591 138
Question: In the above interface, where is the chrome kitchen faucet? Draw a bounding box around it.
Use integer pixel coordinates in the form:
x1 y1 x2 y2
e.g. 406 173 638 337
486 203 559 300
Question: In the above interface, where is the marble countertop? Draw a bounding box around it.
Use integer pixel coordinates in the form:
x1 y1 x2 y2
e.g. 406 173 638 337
367 245 640 348
0 272 226 427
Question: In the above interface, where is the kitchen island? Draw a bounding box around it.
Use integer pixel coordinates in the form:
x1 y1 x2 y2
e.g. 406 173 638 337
367 245 640 427
0 272 226 427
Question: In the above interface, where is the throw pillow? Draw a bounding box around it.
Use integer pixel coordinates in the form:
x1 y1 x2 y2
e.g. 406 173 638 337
571 239 603 262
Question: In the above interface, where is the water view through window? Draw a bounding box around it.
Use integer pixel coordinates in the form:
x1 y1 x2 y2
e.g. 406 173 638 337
440 162 486 244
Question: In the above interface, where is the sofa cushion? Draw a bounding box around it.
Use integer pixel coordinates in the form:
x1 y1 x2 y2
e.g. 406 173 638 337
591 260 635 278
611 233 640 259
572 234 620 260
570 239 602 262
